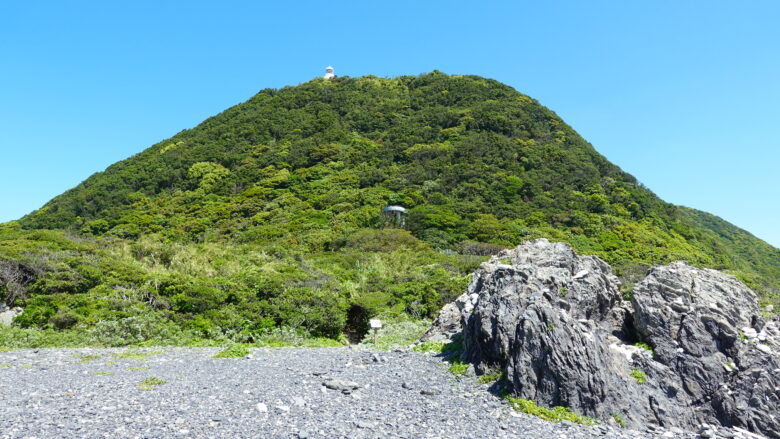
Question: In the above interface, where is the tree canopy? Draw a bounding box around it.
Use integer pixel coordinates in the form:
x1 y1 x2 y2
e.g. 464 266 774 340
2 72 777 344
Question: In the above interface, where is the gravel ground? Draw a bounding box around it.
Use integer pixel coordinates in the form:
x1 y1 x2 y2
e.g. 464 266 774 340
0 347 695 439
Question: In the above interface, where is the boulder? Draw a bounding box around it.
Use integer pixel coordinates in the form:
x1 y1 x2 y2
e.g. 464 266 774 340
0 305 22 326
425 239 780 438
633 263 780 436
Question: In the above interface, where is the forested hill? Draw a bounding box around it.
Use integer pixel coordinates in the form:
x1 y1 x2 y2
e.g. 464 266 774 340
1 72 777 344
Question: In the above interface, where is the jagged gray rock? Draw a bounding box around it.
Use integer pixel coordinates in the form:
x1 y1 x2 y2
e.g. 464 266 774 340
424 239 780 438
0 304 22 326
633 263 780 437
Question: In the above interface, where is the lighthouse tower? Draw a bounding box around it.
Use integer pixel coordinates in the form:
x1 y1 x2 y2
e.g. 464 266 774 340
324 66 335 79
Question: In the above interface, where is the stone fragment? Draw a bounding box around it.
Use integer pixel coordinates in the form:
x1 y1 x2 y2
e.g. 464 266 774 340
322 379 360 392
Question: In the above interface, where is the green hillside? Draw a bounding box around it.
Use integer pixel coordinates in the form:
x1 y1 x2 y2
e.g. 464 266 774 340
1 72 777 346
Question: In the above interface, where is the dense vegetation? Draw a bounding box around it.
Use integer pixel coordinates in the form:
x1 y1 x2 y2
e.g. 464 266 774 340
2 72 778 346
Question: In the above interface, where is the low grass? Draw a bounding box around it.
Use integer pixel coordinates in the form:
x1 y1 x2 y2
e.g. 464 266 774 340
92 371 114 376
76 354 102 363
477 370 504 384
360 318 431 350
634 342 653 353
448 361 469 375
0 324 228 350
112 350 164 360
442 335 464 357
127 366 150 371
252 327 347 348
412 334 469 376
138 377 166 390
0 364 11 368
612 413 627 428
259 337 344 348
620 282 634 301
411 341 446 354
505 395 597 426
213 343 251 358
298 337 345 348
0 322 353 352
629 368 647 384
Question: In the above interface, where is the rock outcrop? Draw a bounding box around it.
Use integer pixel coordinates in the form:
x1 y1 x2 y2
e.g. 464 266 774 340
0 304 22 326
424 239 780 438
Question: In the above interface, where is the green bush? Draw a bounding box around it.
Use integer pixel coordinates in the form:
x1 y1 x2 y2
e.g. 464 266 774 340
0 326 95 349
266 287 348 338
342 229 430 253
87 312 182 347
253 326 346 348
256 327 306 347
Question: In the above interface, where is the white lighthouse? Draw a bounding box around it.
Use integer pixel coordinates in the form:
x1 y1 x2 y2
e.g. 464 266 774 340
324 66 335 79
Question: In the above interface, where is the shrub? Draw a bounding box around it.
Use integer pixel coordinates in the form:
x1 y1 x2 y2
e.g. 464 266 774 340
620 282 634 301
256 327 306 347
77 354 101 363
50 310 80 330
342 229 429 253
0 326 94 349
266 287 348 338
87 312 181 347
456 241 506 256
112 349 164 360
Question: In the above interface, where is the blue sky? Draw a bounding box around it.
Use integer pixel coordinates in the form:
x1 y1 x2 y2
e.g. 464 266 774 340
1 1 778 247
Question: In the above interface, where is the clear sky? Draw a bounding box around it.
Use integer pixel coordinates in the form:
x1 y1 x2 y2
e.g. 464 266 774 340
1 1 778 247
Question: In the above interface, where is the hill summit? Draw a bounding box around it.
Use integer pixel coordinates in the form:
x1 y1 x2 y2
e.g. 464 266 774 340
1 71 778 343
